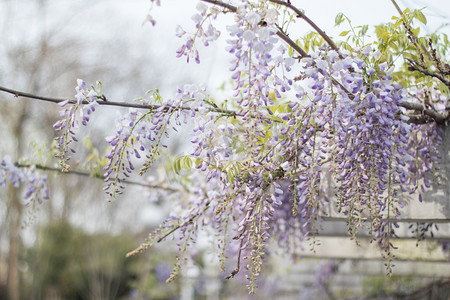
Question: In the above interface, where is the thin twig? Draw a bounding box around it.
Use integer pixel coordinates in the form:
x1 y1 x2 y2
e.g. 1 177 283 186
225 238 244 279
294 254 449 263
321 216 450 224
276 30 308 58
11 162 179 192
201 0 236 12
391 0 450 89
127 199 212 257
0 85 241 118
406 59 450 88
200 0 310 59
268 0 340 54
317 232 449 241
390 0 403 15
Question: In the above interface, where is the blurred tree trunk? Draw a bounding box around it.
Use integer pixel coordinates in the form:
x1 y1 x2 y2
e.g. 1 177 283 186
6 188 22 300
6 101 28 300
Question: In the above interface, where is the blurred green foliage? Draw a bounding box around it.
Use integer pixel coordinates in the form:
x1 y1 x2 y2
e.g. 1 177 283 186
362 274 416 298
22 220 180 300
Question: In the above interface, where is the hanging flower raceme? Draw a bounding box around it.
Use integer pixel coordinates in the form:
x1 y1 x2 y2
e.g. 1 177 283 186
175 2 221 63
103 86 210 201
53 79 100 172
0 156 49 206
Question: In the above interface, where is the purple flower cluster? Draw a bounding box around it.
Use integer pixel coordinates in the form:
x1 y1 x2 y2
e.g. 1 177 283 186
225 4 294 111
53 79 99 171
285 47 417 262
138 42 442 288
98 1 446 290
175 2 221 63
103 88 201 201
405 123 441 202
1 156 49 206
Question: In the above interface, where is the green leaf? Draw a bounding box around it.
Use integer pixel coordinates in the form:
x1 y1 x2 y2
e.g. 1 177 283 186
183 156 192 170
389 41 399 52
174 157 182 175
227 170 234 184
359 25 368 36
195 158 202 168
415 10 427 24
339 30 351 37
335 13 345 26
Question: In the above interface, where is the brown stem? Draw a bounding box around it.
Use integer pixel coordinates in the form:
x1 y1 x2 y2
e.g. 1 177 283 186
200 0 309 59
406 59 450 88
268 0 340 53
201 0 236 12
276 30 308 58
321 216 450 223
10 162 179 192
0 85 241 118
225 239 244 279
401 100 448 124
390 0 403 15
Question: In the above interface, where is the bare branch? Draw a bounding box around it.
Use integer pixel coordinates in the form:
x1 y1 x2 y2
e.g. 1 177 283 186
225 238 243 279
268 0 340 54
406 58 450 88
390 0 403 15
294 254 449 263
11 162 179 193
401 101 448 124
321 216 450 224
201 0 236 12
276 30 308 58
391 1 450 89
0 85 242 118
200 0 309 58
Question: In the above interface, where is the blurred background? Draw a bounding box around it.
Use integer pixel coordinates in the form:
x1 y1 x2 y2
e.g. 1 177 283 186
0 0 449 299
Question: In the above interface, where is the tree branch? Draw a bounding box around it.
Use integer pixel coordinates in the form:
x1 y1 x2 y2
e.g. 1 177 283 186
390 0 403 15
2 82 448 125
201 0 310 59
268 0 340 53
0 85 242 118
401 101 448 124
9 160 450 225
276 30 308 58
391 1 450 89
201 0 236 12
321 216 450 224
11 162 179 193
407 58 450 88
294 254 449 263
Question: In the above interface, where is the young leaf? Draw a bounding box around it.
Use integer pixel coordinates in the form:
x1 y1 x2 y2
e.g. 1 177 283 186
414 10 427 24
335 12 345 26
